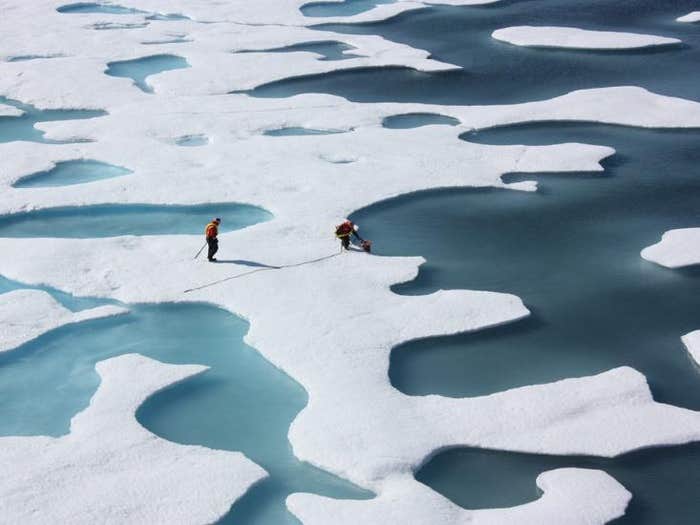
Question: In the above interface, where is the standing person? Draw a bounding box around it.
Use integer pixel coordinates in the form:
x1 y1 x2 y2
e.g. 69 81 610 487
335 219 364 251
205 218 221 262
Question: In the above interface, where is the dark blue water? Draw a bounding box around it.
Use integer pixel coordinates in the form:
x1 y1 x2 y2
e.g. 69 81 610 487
417 444 700 525
12 159 131 187
382 113 459 128
0 203 271 238
249 0 700 104
7 55 63 62
270 1 700 519
57 2 146 15
352 123 700 520
237 41 360 61
354 124 700 408
264 127 348 136
0 97 105 143
0 301 370 524
105 55 189 93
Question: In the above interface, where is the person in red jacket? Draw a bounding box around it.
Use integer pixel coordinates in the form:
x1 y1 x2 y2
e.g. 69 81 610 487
335 219 364 251
205 218 221 262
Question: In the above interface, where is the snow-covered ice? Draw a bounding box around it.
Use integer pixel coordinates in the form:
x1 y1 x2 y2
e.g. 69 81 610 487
641 228 700 268
1 1 700 523
492 26 681 50
682 331 700 368
289 468 631 525
0 289 127 353
0 103 23 117
677 12 700 23
0 353 267 524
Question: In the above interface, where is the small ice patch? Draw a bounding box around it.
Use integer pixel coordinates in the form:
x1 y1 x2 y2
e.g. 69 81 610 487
682 331 700 367
492 26 682 50
0 289 127 354
677 12 700 23
0 97 106 144
641 228 700 269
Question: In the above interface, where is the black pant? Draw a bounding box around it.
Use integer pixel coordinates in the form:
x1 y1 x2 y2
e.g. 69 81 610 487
340 236 350 250
207 237 218 260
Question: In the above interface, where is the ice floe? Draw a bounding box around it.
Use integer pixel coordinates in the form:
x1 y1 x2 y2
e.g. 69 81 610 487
492 26 681 50
641 228 700 268
0 353 266 524
682 331 700 367
0 103 23 117
0 289 126 353
289 468 630 525
2 1 700 523
677 12 700 23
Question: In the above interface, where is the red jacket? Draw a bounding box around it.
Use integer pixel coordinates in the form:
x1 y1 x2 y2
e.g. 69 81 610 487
335 221 353 238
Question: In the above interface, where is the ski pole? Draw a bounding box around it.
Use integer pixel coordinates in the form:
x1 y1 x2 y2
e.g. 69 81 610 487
194 241 207 259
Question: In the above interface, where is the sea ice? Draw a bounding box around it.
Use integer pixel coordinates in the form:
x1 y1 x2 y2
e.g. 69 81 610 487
289 468 630 525
641 228 700 268
0 353 267 524
0 104 23 117
682 331 700 368
677 12 700 23
1 1 700 523
0 289 126 353
492 26 682 50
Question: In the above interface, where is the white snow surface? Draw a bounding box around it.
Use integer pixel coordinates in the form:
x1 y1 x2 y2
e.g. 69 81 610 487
682 331 700 367
641 228 700 268
0 289 127 353
492 26 681 49
289 468 631 525
2 1 700 523
0 353 266 523
0 103 23 116
677 11 700 23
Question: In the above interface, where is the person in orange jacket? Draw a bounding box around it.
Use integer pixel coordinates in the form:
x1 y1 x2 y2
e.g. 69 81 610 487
205 218 221 262
335 219 364 251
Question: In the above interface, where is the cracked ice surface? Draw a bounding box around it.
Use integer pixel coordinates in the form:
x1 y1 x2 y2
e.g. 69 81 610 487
2 0 700 523
0 353 266 524
641 228 700 269
492 26 681 50
0 289 127 353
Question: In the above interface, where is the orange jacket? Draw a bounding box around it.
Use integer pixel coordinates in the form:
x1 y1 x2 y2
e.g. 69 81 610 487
205 222 219 239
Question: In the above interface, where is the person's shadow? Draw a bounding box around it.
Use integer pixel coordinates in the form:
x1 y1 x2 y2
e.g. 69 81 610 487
213 259 281 269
